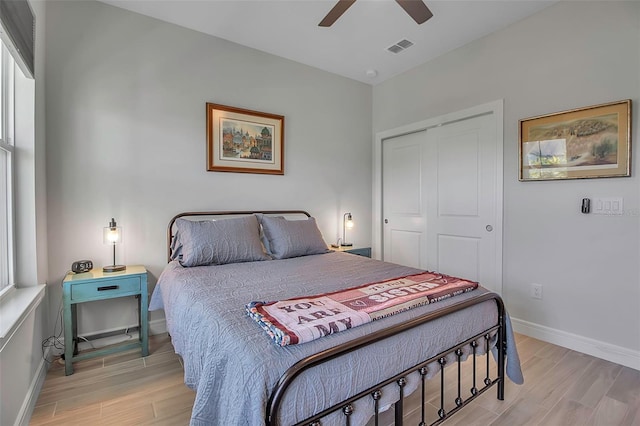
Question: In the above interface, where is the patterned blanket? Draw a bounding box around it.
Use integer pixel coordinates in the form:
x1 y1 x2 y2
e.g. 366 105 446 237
247 272 478 346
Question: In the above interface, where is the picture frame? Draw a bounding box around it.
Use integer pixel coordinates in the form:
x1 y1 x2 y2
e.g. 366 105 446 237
519 100 631 181
206 103 284 175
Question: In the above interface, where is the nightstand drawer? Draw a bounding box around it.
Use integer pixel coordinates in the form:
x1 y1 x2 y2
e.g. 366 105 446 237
70 276 141 301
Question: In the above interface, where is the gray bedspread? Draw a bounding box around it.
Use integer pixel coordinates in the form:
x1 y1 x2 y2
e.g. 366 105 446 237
150 252 522 425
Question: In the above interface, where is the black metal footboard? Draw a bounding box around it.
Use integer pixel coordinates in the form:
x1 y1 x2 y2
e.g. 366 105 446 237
266 292 506 426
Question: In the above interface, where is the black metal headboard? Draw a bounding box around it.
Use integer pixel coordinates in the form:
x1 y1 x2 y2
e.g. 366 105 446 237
167 210 311 262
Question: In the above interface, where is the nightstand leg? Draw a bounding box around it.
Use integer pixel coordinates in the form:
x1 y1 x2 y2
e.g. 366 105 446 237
72 305 78 355
63 301 74 375
140 277 149 356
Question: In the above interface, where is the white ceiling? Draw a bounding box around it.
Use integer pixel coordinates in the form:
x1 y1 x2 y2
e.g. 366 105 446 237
100 0 555 85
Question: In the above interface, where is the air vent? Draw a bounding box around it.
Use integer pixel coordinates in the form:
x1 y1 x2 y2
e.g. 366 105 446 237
386 39 414 54
396 39 414 49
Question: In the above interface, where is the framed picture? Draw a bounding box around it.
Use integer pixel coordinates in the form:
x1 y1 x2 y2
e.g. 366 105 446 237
519 100 631 181
206 103 284 175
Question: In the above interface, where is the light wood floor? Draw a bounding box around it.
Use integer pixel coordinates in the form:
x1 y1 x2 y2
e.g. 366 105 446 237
30 333 640 425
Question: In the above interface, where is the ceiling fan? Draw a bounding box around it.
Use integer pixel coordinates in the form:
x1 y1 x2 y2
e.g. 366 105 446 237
319 0 433 27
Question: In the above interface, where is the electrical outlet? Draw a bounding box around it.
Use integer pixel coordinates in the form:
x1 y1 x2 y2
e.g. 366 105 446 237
531 283 543 300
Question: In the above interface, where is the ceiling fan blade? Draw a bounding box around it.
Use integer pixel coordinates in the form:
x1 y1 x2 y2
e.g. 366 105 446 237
395 0 433 24
319 0 357 27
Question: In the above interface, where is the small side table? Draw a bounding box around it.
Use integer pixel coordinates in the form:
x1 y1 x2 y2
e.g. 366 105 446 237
62 265 149 375
333 246 372 258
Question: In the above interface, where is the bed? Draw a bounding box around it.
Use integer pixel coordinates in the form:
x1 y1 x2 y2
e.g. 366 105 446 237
149 210 522 425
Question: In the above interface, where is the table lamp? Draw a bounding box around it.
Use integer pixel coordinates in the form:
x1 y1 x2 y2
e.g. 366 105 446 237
103 218 125 272
341 212 354 247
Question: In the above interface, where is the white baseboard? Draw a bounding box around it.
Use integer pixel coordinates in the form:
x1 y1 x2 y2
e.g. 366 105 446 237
511 317 640 371
16 347 51 426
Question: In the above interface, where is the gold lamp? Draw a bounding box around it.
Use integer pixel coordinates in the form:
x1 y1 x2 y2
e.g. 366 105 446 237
103 218 125 272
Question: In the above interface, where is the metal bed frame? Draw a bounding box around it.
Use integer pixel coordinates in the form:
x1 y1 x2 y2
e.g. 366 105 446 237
268 293 505 426
167 210 506 426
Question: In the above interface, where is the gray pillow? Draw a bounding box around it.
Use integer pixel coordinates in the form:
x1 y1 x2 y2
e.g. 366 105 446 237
170 232 183 261
175 216 270 267
258 215 329 259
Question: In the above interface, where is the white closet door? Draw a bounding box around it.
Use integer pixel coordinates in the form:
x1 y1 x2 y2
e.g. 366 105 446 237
424 113 498 291
382 112 500 293
382 130 427 269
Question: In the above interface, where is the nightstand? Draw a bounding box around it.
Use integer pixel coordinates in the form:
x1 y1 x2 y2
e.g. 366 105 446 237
333 246 372 258
62 265 149 375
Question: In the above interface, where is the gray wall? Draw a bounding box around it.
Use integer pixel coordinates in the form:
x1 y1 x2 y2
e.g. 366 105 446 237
12 1 634 423
373 1 640 355
44 1 372 334
43 0 639 367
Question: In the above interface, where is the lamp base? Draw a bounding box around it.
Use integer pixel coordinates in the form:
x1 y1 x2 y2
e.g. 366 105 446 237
340 243 353 247
103 264 126 273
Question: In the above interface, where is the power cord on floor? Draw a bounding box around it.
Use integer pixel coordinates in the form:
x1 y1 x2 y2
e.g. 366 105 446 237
41 270 72 365
41 287 66 365
125 299 140 339
76 335 95 349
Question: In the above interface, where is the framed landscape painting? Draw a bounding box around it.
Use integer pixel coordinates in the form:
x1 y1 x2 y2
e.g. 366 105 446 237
519 100 631 181
206 103 284 175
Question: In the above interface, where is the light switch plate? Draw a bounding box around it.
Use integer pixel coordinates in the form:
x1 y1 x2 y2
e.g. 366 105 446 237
592 197 624 215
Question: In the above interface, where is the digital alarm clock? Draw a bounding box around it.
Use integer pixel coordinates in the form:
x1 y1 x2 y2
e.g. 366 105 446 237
71 260 93 273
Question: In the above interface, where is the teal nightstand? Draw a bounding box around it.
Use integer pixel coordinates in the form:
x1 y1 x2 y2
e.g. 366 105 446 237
62 265 149 375
334 246 372 258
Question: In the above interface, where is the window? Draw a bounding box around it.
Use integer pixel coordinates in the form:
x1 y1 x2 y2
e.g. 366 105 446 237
0 40 15 297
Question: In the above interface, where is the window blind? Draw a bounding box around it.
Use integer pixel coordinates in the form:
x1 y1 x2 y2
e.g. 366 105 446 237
0 0 34 78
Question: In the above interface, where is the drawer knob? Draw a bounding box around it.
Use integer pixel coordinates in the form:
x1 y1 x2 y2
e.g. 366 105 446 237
97 285 119 291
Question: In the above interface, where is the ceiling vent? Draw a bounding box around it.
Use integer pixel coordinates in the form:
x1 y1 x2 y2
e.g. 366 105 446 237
387 39 414 54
